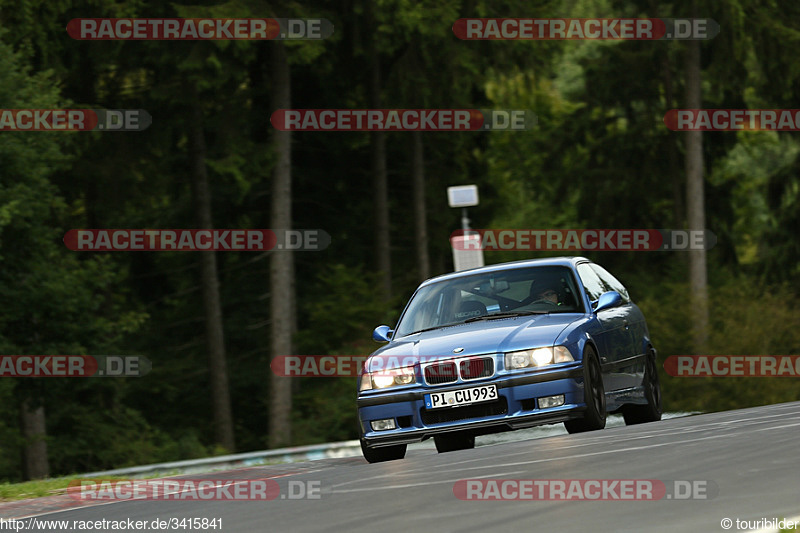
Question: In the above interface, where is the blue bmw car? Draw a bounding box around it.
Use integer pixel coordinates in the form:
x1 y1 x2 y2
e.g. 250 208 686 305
357 257 661 463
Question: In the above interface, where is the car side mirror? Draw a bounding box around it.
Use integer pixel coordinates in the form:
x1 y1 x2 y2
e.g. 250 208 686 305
594 291 623 313
372 325 393 342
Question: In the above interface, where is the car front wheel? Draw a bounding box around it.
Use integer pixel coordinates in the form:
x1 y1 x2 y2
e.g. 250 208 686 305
361 439 407 463
565 346 607 434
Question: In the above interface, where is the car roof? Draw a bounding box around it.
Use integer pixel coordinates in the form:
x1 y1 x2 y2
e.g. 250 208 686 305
419 257 590 288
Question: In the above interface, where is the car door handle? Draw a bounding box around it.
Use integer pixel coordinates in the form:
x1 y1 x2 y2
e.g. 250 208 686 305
623 320 630 330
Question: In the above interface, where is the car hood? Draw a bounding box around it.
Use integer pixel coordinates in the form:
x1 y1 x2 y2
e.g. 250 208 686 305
368 313 581 370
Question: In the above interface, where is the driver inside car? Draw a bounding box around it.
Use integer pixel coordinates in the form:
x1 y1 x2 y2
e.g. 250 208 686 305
536 287 559 304
527 281 563 307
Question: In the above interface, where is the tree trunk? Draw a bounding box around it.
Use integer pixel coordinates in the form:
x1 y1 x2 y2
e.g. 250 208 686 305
268 41 294 448
370 44 392 301
20 398 48 480
190 104 236 452
685 15 709 352
412 131 430 280
662 52 685 228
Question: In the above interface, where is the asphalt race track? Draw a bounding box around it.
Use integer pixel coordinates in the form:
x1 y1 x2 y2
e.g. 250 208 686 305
8 401 800 533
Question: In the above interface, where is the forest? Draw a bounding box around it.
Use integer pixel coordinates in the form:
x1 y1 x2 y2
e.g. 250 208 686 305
0 0 798 481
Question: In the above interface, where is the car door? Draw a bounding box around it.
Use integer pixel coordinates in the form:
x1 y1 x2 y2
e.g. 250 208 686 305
589 263 641 390
576 262 632 392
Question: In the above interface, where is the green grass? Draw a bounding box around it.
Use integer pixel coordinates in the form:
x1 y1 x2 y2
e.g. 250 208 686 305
0 460 294 502
0 475 123 502
0 471 185 502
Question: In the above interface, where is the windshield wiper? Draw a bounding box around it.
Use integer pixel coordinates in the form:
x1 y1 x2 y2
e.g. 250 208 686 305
464 310 549 323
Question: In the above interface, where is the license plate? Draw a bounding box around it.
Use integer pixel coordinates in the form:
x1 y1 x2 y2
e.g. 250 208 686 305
424 385 497 410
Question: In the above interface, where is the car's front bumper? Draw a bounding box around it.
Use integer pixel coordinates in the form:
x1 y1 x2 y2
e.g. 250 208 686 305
358 365 585 448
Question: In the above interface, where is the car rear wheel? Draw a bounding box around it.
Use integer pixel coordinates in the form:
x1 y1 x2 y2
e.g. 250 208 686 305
564 346 606 434
622 348 662 425
434 432 475 453
360 439 407 463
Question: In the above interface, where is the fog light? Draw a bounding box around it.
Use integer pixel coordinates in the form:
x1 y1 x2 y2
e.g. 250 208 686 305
370 419 397 431
538 394 565 408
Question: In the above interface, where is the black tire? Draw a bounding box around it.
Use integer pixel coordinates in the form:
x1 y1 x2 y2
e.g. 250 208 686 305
360 439 407 463
434 432 475 453
623 349 662 425
564 346 607 434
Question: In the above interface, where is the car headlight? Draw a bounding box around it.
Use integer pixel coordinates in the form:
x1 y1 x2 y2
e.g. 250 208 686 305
359 366 416 392
505 346 574 370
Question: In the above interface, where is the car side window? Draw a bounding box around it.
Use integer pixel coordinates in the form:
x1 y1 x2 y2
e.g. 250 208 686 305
576 263 605 303
590 264 631 302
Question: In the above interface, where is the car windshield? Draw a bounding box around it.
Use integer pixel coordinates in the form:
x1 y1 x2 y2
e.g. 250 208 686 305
394 266 584 338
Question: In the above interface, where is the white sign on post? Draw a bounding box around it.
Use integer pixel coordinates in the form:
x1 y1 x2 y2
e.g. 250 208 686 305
447 185 479 208
451 233 484 272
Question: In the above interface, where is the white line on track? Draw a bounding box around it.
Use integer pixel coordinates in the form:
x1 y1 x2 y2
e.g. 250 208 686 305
329 470 525 494
338 420 800 487
330 412 800 489
409 414 800 473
